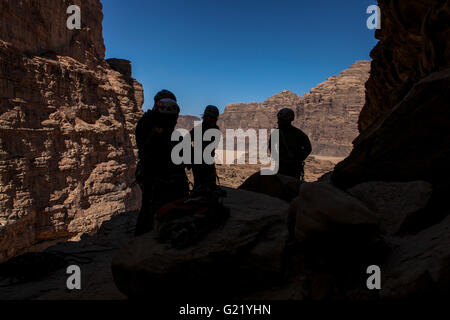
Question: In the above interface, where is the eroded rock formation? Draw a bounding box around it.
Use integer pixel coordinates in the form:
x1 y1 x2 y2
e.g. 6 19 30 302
176 115 201 131
0 0 144 262
218 90 301 132
333 0 450 192
358 0 450 133
323 0 450 298
296 61 370 156
218 61 370 157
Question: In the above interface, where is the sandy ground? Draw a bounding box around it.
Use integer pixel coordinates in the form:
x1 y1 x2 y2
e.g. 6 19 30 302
212 155 343 188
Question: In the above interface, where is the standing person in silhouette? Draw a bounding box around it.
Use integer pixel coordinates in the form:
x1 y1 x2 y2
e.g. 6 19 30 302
134 90 189 236
270 108 312 180
190 105 221 190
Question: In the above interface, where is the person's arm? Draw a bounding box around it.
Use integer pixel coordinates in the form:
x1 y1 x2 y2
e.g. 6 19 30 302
299 131 312 161
135 116 145 152
185 128 194 170
268 134 272 154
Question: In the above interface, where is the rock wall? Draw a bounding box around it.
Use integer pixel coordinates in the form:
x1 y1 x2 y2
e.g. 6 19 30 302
0 0 105 67
176 115 201 132
296 61 370 156
358 0 450 135
218 90 301 132
218 61 370 157
333 0 450 189
0 0 144 262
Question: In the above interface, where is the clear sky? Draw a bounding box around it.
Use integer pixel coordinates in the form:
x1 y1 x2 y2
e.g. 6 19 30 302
101 0 378 115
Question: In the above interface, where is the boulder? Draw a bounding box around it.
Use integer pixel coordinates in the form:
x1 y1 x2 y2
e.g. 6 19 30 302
291 182 378 242
239 172 302 202
381 215 450 299
347 181 433 235
111 188 289 299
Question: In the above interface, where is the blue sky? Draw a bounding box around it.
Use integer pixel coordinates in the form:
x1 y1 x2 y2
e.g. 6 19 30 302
101 0 378 115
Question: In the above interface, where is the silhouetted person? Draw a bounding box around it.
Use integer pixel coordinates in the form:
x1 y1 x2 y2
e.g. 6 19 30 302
189 105 221 189
270 108 312 180
134 90 189 236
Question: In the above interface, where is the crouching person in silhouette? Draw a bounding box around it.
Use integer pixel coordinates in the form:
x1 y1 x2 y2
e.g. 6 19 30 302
190 105 221 190
134 90 189 236
270 108 312 180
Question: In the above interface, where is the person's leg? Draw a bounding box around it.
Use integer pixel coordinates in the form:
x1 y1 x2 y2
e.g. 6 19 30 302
279 162 300 179
192 164 201 189
134 195 155 236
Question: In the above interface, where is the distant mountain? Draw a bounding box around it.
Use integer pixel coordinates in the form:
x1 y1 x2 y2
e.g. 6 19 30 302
217 60 371 157
176 115 201 132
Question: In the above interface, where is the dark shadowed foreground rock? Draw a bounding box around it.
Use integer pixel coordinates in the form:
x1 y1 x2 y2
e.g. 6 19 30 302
291 182 378 242
347 181 433 235
112 188 289 299
239 172 302 202
382 215 450 299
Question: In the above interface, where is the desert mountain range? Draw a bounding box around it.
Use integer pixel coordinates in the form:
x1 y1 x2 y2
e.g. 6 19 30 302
179 60 370 158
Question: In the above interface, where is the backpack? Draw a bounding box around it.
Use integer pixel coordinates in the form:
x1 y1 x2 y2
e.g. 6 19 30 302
155 186 229 249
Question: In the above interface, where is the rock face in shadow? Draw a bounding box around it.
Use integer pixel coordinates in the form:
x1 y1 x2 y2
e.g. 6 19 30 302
112 188 289 299
381 215 450 299
318 0 450 298
347 181 433 235
284 179 448 299
358 0 450 133
333 69 450 189
217 61 370 157
0 0 144 262
291 182 378 242
0 210 139 300
334 0 450 189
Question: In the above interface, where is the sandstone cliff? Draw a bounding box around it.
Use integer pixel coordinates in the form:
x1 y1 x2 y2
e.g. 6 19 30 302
218 61 370 157
295 61 370 156
218 90 301 132
0 0 144 262
176 115 201 131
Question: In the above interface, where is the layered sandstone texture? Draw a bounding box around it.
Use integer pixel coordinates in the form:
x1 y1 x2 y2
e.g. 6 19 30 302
0 0 144 262
218 61 370 157
176 115 201 132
